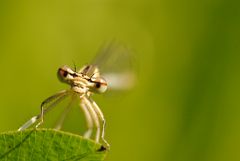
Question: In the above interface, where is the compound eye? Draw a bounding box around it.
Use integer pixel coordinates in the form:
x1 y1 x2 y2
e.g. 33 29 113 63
93 77 107 93
57 66 71 83
58 68 68 78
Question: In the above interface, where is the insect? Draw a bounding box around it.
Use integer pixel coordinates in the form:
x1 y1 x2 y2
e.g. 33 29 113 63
18 42 135 150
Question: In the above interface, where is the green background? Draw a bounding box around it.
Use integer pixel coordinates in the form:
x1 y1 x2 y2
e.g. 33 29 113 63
0 0 239 161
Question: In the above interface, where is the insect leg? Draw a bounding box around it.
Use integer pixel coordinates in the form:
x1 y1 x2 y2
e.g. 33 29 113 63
84 96 110 149
81 96 100 142
17 115 39 131
79 101 94 138
18 90 69 131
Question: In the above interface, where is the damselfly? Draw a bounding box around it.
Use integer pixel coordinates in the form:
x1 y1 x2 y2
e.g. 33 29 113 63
18 42 135 149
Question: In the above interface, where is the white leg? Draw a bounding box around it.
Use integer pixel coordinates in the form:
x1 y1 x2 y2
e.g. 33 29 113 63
90 98 110 149
81 96 100 142
80 101 94 138
18 116 39 131
18 90 69 131
83 96 110 149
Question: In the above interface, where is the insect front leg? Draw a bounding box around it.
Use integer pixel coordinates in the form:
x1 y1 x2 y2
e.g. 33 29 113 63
18 90 69 131
18 115 39 131
35 105 44 128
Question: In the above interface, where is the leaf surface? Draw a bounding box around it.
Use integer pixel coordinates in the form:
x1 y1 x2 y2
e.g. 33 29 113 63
0 129 107 161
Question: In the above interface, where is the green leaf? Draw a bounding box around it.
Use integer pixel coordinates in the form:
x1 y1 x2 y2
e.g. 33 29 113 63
0 129 107 161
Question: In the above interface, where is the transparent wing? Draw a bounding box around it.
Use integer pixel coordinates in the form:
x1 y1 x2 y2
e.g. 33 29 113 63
90 41 136 91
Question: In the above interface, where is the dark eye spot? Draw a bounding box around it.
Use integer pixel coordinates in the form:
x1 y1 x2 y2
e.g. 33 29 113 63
59 69 68 77
63 71 68 77
95 82 101 88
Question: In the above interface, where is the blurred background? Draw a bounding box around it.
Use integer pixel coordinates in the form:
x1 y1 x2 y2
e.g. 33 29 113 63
0 0 239 161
